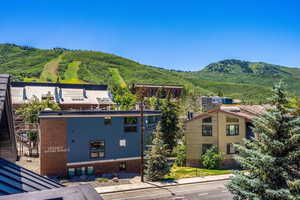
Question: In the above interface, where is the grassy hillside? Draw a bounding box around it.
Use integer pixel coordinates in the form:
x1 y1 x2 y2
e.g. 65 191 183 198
1 44 299 103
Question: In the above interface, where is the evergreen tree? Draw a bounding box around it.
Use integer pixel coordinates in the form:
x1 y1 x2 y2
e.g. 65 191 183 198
160 98 180 152
226 82 300 200
145 123 170 181
173 143 186 167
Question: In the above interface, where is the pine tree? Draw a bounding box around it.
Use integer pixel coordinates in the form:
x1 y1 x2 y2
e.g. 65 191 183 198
145 123 170 181
226 82 300 200
160 98 180 151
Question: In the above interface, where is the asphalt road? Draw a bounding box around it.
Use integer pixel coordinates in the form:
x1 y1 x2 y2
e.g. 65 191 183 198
101 180 233 200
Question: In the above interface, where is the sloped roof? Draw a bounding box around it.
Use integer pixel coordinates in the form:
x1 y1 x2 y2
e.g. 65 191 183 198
0 184 102 200
222 104 272 120
0 158 62 196
187 104 271 123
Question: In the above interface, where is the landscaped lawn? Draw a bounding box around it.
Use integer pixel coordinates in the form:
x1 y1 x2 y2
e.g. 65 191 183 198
164 165 232 180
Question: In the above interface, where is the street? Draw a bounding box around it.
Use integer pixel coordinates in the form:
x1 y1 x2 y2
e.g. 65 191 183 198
101 180 233 200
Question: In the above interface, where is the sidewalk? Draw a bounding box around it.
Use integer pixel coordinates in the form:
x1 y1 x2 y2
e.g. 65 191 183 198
95 174 232 194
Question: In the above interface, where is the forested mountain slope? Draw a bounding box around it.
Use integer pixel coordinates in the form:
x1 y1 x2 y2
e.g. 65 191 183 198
1 44 299 103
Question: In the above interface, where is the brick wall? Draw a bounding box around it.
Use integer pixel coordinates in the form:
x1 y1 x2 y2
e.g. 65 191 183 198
40 119 68 176
67 159 140 176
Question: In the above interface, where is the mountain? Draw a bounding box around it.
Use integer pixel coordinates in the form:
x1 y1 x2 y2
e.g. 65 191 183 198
1 44 299 103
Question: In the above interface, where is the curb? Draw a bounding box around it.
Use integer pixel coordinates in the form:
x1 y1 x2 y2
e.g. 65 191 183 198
97 177 231 194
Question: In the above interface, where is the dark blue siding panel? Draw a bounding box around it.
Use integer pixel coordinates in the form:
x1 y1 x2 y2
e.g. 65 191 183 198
67 116 156 163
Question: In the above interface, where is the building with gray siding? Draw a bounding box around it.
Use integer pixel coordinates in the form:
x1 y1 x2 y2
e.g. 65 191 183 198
39 110 161 177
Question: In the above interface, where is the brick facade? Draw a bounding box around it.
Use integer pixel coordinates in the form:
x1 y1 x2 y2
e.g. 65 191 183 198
40 119 68 176
67 159 140 176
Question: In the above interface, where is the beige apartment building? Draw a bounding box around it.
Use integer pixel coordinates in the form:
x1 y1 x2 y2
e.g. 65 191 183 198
185 105 270 168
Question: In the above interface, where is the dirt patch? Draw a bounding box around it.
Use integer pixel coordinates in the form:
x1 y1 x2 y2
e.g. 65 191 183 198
16 156 40 174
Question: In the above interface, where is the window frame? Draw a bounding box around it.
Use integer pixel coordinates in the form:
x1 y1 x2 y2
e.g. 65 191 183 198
202 125 213 136
124 117 138 132
124 117 138 125
89 140 105 158
119 162 126 171
104 117 112 125
226 124 239 136
227 143 239 154
87 166 94 175
89 140 105 151
202 144 213 155
67 168 75 177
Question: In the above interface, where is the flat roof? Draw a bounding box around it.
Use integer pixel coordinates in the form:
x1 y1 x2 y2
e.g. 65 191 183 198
11 81 108 90
39 110 161 118
132 83 183 89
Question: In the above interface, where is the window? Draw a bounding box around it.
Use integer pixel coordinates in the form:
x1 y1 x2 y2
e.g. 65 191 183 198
87 166 94 175
227 143 238 154
90 141 105 150
81 167 85 175
202 117 212 123
104 117 112 125
90 151 104 158
89 140 105 158
147 116 156 124
226 117 239 123
226 125 239 136
120 139 126 147
76 168 82 176
124 117 138 132
119 162 126 171
124 126 137 132
67 168 75 177
202 144 213 154
202 125 213 136
124 117 138 125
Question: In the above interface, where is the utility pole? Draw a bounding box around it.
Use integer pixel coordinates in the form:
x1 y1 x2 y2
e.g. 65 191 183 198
139 86 145 182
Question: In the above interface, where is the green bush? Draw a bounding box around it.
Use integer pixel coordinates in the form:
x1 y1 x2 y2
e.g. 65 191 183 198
96 178 108 183
173 143 186 167
201 146 224 169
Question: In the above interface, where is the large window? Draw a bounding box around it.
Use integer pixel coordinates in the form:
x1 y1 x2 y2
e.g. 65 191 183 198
226 125 239 136
124 117 138 132
202 125 213 136
202 144 213 154
89 140 105 158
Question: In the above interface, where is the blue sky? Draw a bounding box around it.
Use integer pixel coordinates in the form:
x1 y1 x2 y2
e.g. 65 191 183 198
1 0 300 71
